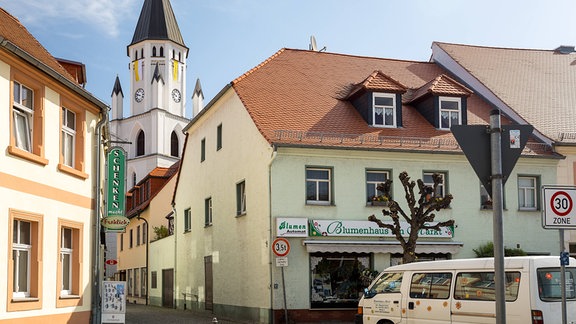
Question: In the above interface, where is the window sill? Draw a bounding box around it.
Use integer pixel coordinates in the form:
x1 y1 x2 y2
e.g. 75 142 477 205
11 297 40 302
8 145 48 166
58 163 88 179
59 294 81 300
184 229 191 233
306 201 333 206
236 212 247 217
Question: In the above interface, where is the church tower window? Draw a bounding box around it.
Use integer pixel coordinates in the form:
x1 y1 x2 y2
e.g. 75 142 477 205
152 47 157 57
171 131 179 157
136 130 145 156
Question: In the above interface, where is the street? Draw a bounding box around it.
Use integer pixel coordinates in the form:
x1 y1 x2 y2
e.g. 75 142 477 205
124 303 251 324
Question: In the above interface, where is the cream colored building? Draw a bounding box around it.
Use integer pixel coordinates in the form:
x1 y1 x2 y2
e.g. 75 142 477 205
0 7 108 324
172 48 561 323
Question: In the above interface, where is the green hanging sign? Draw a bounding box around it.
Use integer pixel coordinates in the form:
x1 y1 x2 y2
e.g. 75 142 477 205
106 147 126 217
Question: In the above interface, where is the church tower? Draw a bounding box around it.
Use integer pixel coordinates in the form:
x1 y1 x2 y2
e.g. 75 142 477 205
110 0 190 188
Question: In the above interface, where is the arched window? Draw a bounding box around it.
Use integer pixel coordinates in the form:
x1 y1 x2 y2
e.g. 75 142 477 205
136 130 145 156
171 131 179 157
160 47 164 57
178 52 181 61
141 48 144 58
152 46 157 57
135 51 138 60
172 49 175 59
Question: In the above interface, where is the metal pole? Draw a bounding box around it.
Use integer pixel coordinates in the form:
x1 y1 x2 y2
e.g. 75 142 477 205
281 267 288 324
560 229 567 324
490 109 506 324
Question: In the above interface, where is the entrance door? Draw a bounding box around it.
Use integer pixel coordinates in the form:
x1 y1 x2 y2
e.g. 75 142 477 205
162 269 174 308
204 256 213 310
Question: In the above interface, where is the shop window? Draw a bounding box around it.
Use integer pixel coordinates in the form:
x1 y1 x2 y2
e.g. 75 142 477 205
310 253 371 309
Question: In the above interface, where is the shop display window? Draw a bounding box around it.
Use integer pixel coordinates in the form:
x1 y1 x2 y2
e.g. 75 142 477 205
310 253 373 309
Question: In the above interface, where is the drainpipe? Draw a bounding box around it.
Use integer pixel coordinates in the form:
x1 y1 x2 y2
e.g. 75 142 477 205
92 109 109 324
137 213 149 305
172 203 178 309
267 145 278 323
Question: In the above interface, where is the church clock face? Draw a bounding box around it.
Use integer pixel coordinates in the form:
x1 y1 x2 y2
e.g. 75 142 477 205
135 88 144 102
171 89 181 103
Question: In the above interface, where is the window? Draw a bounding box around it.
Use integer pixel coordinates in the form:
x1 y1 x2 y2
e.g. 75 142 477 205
423 172 446 197
310 253 371 309
439 97 461 130
57 220 82 306
130 229 133 248
13 220 32 298
137 225 141 246
217 124 222 150
410 273 452 299
151 271 157 289
205 197 212 226
61 107 76 167
10 73 46 165
159 47 164 57
366 272 403 296
306 167 332 204
132 172 137 188
201 138 206 162
373 93 396 127
141 267 147 297
538 268 576 300
237 180 246 216
13 81 34 152
120 233 124 251
171 131 179 157
142 224 147 244
136 130 145 156
518 176 538 210
8 209 42 311
184 208 191 232
455 271 521 301
127 269 133 296
366 170 390 203
152 46 157 57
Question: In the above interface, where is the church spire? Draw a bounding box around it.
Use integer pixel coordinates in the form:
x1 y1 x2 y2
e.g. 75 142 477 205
130 0 186 48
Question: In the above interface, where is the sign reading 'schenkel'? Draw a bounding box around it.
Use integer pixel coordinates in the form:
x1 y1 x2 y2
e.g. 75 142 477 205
106 147 126 216
104 147 129 231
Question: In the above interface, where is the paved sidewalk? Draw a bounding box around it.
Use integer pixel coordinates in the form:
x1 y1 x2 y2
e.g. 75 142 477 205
124 303 251 324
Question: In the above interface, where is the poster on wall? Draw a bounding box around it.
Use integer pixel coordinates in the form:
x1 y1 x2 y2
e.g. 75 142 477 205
101 281 126 323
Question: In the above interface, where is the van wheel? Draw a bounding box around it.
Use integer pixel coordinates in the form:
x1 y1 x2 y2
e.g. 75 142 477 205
377 320 393 324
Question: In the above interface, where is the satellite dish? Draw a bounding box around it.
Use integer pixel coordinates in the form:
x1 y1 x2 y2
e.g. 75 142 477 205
310 36 318 51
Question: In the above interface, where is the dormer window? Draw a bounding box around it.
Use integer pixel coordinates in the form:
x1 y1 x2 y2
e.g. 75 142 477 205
373 93 396 127
439 96 461 130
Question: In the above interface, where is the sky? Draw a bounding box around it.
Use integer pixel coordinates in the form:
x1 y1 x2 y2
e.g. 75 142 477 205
1 0 575 118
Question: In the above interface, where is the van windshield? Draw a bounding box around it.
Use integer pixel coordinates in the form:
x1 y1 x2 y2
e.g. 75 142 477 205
537 267 576 301
368 272 402 295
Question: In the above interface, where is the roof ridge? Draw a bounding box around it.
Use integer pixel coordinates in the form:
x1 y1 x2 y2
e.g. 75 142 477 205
434 41 558 53
232 48 286 84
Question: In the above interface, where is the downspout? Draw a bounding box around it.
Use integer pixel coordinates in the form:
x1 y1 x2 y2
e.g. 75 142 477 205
137 213 149 305
268 145 278 323
172 203 177 309
92 108 109 324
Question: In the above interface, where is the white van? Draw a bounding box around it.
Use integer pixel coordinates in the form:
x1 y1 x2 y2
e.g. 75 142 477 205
355 256 576 324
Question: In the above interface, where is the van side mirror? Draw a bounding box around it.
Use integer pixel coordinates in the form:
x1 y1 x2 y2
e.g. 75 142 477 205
364 287 377 299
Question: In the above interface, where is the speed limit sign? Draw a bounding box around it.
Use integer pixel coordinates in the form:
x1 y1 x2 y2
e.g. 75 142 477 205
272 238 290 257
542 186 576 229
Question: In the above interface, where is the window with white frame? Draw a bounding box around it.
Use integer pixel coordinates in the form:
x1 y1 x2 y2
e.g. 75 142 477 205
184 208 191 232
518 176 538 210
366 170 390 203
373 93 396 127
13 81 34 151
306 167 331 204
423 172 446 197
12 219 31 298
60 227 73 296
205 197 212 226
61 107 76 167
439 97 461 130
236 180 246 216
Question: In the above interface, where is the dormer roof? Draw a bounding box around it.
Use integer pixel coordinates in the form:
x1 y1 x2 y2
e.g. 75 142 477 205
410 74 473 103
346 70 407 99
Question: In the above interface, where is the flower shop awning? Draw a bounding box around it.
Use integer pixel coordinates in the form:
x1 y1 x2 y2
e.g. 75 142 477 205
302 240 463 254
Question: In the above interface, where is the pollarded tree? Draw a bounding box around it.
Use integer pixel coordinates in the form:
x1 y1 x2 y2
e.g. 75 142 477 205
368 171 455 264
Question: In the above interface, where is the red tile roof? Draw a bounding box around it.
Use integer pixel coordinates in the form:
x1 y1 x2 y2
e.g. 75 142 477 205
434 42 576 143
0 8 77 84
231 49 551 156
